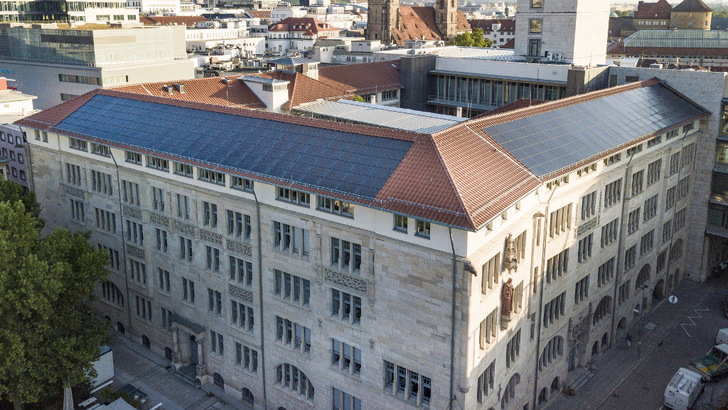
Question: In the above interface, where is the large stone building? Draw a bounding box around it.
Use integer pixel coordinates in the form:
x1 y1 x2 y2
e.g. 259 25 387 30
366 0 467 45
17 76 707 409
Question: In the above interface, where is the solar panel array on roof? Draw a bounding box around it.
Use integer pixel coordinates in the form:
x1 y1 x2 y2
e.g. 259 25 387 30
55 94 413 199
481 84 705 177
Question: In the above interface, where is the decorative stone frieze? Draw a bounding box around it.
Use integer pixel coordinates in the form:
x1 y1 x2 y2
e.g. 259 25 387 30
173 220 196 236
226 239 253 258
62 184 84 199
200 229 223 246
577 216 599 237
127 245 145 259
123 205 142 220
149 212 169 227
229 284 254 303
323 268 368 295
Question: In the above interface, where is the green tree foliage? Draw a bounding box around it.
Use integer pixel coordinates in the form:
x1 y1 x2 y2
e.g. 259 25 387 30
614 10 632 18
449 29 493 48
0 197 110 409
0 179 42 226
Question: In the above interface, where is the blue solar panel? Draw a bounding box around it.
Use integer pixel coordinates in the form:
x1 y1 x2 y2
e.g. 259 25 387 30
55 94 413 199
482 84 705 177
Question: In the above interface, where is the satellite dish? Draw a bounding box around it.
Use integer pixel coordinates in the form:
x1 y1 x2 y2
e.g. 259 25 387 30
669 295 678 304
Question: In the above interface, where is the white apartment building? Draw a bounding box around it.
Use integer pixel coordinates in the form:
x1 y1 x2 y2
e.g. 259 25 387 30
18 76 705 409
127 0 180 14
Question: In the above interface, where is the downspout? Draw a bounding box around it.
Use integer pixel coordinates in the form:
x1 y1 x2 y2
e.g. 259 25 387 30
447 223 459 410
609 150 637 346
109 150 134 341
251 188 267 407
16 126 33 192
531 188 555 407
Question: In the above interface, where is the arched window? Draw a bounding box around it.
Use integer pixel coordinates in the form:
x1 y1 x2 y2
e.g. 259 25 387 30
500 373 520 409
670 239 683 261
164 347 172 361
276 364 314 401
213 372 224 388
242 388 254 404
540 336 564 369
141 335 150 349
538 387 547 403
551 377 560 393
636 265 650 290
592 296 611 326
101 281 124 307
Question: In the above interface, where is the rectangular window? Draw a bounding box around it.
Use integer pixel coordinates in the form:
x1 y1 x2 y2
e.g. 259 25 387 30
155 228 168 253
479 307 498 348
546 249 568 283
331 289 361 325
627 208 641 235
657 250 667 274
273 221 310 257
543 292 565 328
577 234 593 263
580 191 597 220
601 218 619 248
135 295 152 321
231 300 255 332
631 170 644 196
394 214 408 232
275 316 310 353
152 187 165 212
477 360 496 402
125 151 142 165
210 330 223 355
674 207 687 232
332 388 361 410
277 187 310 207
678 176 690 199
227 210 251 240
68 137 88 151
575 275 589 304
97 244 120 270
383 361 431 406
91 143 111 157
643 195 658 222
174 162 193 178
158 268 170 293
94 208 116 233
274 269 310 307
176 194 190 220
618 281 630 305
332 339 362 376
122 180 140 205
669 152 681 175
330 237 361 272
203 201 218 228
208 289 222 316
640 230 654 256
230 176 254 192
182 278 195 303
481 253 500 293
179 236 193 261
129 259 147 285
205 246 221 272
505 329 521 367
69 199 85 222
91 170 113 196
66 163 82 186
230 256 254 287
160 307 172 330
317 196 354 217
415 220 431 238
597 257 615 287
663 220 673 243
549 204 572 237
646 159 662 186
682 143 695 168
146 155 169 171
624 245 637 271
627 144 643 156
235 342 258 372
198 168 225 185
665 186 676 210
125 220 144 245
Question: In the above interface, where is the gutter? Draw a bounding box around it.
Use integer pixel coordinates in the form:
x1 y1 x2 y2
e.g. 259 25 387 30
251 188 267 406
109 150 134 342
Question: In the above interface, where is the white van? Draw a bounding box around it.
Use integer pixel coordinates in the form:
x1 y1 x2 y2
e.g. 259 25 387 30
664 367 704 410
716 328 728 345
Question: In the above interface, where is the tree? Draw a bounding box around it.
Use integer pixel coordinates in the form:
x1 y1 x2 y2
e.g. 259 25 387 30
0 197 110 409
0 179 41 225
449 32 474 47
449 30 493 48
472 28 493 48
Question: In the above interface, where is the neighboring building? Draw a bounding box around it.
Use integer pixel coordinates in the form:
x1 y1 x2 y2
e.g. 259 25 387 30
0 77 36 187
669 0 712 30
127 0 181 14
18 77 706 410
0 24 194 109
312 38 382 64
367 0 469 46
270 5 307 24
514 0 609 66
608 15 636 41
608 30 728 70
140 15 209 27
468 18 515 47
267 17 341 55
633 0 672 30
0 0 139 23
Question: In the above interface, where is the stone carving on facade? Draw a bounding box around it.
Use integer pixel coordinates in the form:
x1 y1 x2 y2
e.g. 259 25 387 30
577 215 599 237
226 239 253 258
500 278 514 329
127 245 145 259
173 220 196 236
200 229 223 246
62 184 84 199
123 205 142 220
149 212 169 227
229 284 254 303
503 234 518 272
323 268 368 295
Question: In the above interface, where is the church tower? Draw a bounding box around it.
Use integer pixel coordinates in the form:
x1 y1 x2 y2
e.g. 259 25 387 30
367 0 400 44
435 0 458 39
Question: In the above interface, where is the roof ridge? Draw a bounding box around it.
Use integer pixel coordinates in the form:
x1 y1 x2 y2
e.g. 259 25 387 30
464 78 660 129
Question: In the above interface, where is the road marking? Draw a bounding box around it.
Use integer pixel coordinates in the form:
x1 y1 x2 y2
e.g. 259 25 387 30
680 308 709 337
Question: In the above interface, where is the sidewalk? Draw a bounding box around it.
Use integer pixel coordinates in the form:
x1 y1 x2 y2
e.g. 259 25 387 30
107 334 251 410
546 279 718 410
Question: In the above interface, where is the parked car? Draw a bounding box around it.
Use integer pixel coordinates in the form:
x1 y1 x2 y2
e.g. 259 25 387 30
664 367 704 410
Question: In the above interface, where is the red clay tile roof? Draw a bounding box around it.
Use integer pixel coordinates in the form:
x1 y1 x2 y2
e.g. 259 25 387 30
672 0 712 13
634 0 672 19
269 17 340 33
246 10 271 19
248 70 353 109
112 77 265 109
318 60 401 95
139 16 208 26
468 18 515 32
391 6 470 46
501 37 515 49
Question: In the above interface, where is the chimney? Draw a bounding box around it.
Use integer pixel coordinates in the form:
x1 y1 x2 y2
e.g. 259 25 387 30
456 106 463 117
369 94 376 104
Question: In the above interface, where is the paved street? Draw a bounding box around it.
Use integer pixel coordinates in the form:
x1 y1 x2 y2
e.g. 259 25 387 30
106 335 251 410
548 275 728 410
